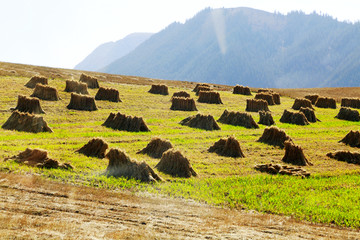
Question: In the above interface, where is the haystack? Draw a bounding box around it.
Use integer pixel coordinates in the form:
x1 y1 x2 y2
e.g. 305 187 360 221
335 107 360 121
257 126 292 148
193 83 211 92
315 97 336 109
280 110 309 125
245 99 269 112
292 98 313 110
233 85 251 95
304 94 319 104
105 148 161 182
148 84 169 95
282 140 312 166
31 84 61 101
180 114 220 130
170 97 197 111
65 80 89 94
299 107 319 122
2 111 52 133
76 138 108 158
12 95 45 114
95 87 121 102
79 73 99 88
195 86 212 95
339 130 360 147
67 93 97 111
137 137 174 158
5 148 72 169
155 149 197 178
272 93 281 105
25 76 48 88
171 91 190 100
341 98 360 109
198 91 223 104
258 111 275 126
254 164 310 177
255 93 275 105
218 109 259 128
103 112 150 132
208 136 245 158
258 88 272 93
327 150 360 165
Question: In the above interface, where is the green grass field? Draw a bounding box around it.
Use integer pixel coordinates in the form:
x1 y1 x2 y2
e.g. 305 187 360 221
0 75 359 228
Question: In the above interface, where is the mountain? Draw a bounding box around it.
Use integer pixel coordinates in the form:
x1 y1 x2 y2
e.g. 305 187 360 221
74 32 153 71
101 7 360 88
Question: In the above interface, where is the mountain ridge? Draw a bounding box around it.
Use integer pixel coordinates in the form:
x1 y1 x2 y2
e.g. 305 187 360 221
74 32 153 71
100 7 360 88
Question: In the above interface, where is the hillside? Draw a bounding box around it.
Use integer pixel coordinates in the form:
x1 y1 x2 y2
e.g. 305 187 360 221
2 61 360 232
101 7 360 88
74 32 153 71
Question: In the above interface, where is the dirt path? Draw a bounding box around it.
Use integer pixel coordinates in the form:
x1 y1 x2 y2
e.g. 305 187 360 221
0 173 359 240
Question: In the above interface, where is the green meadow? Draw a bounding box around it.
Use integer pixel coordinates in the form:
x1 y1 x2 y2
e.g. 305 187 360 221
0 75 359 228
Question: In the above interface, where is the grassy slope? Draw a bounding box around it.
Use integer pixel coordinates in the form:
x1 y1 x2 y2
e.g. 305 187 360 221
0 75 359 228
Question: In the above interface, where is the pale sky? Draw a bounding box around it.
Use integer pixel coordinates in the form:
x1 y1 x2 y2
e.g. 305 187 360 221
0 0 359 69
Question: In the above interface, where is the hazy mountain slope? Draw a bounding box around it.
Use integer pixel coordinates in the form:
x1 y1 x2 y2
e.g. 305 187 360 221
74 32 153 71
102 8 360 88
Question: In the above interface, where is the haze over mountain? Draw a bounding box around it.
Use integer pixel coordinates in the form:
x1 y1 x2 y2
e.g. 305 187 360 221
74 33 153 71
98 7 360 88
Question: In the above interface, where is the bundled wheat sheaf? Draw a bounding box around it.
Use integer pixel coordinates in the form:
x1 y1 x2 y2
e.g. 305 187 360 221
315 96 336 109
171 91 190 100
257 88 272 93
254 164 310 177
180 113 220 130
208 136 245 158
31 83 61 101
65 80 89 94
218 109 259 128
341 98 360 109
137 137 174 158
233 85 251 95
103 112 150 132
257 126 292 148
327 150 360 165
170 97 197 111
245 99 269 112
335 107 360 121
195 86 212 95
25 75 48 88
193 83 211 92
5 148 73 170
67 93 97 111
105 148 161 182
280 109 309 125
155 149 197 178
304 94 319 104
79 73 99 88
148 84 169 95
95 86 121 102
339 130 360 147
292 98 313 110
76 138 109 158
258 110 275 126
197 91 223 104
12 95 45 114
299 107 319 122
2 111 52 133
282 140 312 166
255 93 275 105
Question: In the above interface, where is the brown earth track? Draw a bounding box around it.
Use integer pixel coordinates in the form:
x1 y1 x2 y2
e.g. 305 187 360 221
0 173 359 239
